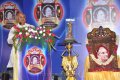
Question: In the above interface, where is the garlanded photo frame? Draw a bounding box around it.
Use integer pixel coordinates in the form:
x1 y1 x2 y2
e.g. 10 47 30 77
0 2 20 30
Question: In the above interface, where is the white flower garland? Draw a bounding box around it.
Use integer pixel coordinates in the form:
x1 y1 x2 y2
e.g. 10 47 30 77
90 54 114 65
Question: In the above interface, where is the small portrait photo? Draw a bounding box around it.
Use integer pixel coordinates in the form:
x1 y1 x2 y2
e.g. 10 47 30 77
93 7 109 23
0 12 3 22
40 55 46 66
4 9 15 21
111 8 117 23
31 55 40 65
56 6 61 18
42 5 55 18
36 6 41 20
96 46 110 63
86 10 91 25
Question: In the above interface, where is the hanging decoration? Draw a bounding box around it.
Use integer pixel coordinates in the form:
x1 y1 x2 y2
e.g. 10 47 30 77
83 0 120 30
0 2 20 30
24 46 46 74
34 0 64 30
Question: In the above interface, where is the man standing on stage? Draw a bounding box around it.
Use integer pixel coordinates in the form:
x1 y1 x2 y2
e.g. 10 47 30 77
7 12 34 68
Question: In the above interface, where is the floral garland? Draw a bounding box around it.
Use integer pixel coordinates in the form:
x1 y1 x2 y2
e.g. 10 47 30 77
90 54 114 65
13 25 56 52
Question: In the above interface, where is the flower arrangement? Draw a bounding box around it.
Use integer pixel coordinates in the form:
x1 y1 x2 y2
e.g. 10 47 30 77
13 25 56 51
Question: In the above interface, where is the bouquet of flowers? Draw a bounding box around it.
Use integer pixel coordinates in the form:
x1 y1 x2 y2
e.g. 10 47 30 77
13 25 56 51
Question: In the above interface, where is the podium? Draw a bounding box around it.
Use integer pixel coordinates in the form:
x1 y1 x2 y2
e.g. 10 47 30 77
12 26 56 80
10 25 56 80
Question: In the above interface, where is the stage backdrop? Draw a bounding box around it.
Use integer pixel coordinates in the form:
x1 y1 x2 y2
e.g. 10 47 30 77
0 0 120 80
0 0 68 80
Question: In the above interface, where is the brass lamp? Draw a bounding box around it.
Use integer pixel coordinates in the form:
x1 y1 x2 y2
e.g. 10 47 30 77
61 21 78 80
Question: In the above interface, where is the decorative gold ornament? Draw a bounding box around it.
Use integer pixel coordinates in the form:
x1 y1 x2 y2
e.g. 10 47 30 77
62 43 78 80
62 56 78 80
